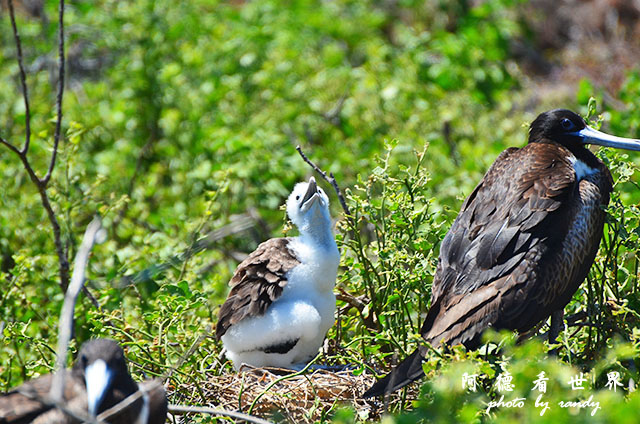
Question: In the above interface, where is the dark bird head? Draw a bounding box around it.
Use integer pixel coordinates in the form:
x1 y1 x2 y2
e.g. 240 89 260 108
73 339 138 417
529 109 640 151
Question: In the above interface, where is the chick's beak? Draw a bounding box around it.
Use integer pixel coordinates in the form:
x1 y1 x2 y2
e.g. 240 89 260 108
300 177 318 207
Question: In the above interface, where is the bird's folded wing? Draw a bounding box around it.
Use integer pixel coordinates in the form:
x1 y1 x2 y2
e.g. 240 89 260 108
432 143 576 304
216 237 300 338
99 379 167 424
0 371 83 424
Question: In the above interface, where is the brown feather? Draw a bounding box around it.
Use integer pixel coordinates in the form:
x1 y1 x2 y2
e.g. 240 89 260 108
216 238 300 339
364 109 621 399
428 141 611 347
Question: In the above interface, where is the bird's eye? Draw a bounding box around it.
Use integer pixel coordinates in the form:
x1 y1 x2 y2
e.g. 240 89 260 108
295 195 300 200
560 118 574 130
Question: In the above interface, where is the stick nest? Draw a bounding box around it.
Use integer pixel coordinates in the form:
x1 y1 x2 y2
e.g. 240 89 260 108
174 366 381 422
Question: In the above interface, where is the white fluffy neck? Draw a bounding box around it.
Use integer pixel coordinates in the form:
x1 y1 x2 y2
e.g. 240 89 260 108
297 217 336 250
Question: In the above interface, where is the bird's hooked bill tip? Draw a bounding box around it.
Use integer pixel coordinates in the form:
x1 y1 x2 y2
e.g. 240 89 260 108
301 177 318 205
577 126 640 151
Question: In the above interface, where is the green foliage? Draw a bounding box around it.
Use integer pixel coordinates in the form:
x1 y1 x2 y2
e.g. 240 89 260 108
1 0 640 422
336 142 444 367
385 334 640 423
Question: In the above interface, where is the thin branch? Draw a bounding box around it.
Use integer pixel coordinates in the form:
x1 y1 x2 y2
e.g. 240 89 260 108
336 289 377 331
96 383 147 422
50 217 104 402
0 0 70 293
39 181 71 291
0 135 21 154
43 0 66 185
17 387 100 424
295 145 352 221
7 0 31 154
168 404 274 424
118 214 255 287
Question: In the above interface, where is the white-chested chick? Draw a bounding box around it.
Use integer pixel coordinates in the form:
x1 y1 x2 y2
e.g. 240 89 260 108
216 177 340 370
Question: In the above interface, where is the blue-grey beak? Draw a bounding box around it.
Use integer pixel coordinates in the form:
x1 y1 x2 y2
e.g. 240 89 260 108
575 126 640 151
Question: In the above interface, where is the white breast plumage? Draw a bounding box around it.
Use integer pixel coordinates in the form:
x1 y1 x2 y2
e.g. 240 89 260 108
569 156 597 180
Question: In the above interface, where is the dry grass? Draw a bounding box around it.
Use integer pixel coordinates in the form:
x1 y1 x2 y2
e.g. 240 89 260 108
171 366 393 423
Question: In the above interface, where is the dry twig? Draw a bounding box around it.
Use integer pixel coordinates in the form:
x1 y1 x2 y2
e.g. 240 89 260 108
44 0 66 185
295 145 352 223
168 404 274 424
50 217 104 403
12 218 105 424
6 0 30 154
0 0 69 291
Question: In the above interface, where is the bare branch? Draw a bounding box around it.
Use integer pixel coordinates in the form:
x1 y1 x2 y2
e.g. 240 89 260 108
0 135 21 155
118 214 255 287
7 0 31 154
168 404 274 424
50 217 104 403
38 183 71 291
13 216 104 424
43 0 66 185
96 384 146 422
17 387 100 424
295 144 352 220
336 289 377 331
2 0 71 293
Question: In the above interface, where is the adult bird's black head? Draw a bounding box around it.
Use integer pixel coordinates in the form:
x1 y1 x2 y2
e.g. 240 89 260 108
0 338 167 424
529 109 640 152
363 109 640 398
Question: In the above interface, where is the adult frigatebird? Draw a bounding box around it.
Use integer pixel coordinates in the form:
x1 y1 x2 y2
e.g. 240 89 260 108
364 109 640 397
0 338 167 423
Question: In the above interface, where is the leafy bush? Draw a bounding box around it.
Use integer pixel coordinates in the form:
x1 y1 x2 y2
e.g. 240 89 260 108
1 0 640 422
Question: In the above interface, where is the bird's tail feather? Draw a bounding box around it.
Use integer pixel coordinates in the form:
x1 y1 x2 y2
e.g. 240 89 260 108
362 349 425 398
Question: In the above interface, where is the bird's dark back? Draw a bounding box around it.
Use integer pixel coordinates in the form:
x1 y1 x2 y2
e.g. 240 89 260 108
422 141 612 348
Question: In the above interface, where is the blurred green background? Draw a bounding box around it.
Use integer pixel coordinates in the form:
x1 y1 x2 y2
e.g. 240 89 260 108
1 0 640 422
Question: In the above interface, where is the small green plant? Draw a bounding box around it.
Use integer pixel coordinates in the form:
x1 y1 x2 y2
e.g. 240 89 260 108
331 141 445 411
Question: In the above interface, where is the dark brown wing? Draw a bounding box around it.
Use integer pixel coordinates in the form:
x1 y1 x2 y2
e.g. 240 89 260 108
215 238 300 339
424 142 577 347
140 379 168 424
100 379 167 424
0 371 83 424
